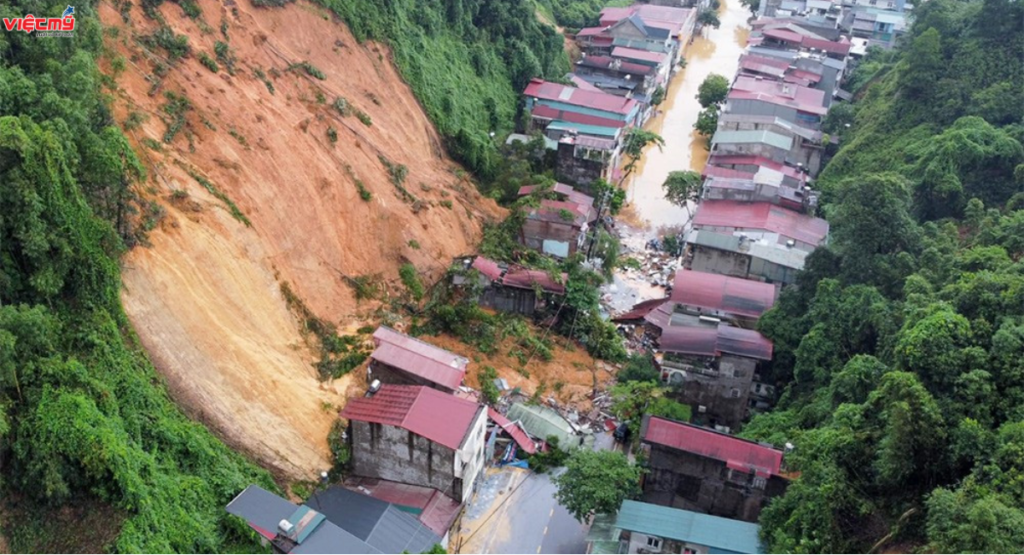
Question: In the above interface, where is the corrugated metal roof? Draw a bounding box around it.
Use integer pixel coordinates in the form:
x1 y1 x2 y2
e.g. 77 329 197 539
712 129 794 151
471 257 503 281
343 478 461 538
611 46 668 65
706 154 809 182
693 200 829 246
372 327 468 391
670 269 778 318
657 322 774 360
545 121 621 138
577 55 655 76
524 79 637 116
340 385 483 450
611 37 672 53
687 229 810 271
733 75 827 109
614 500 762 553
306 486 440 554
531 104 627 129
226 485 380 554
506 403 579 450
643 416 784 476
502 268 568 295
612 297 670 322
488 408 538 454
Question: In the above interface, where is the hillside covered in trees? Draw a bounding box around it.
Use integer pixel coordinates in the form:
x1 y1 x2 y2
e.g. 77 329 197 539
743 0 1024 551
0 0 274 551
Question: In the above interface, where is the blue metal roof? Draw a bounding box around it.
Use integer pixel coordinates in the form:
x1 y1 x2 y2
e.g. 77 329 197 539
614 500 763 554
546 121 621 138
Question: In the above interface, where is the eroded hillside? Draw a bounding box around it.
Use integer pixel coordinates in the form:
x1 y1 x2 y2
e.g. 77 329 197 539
101 0 503 479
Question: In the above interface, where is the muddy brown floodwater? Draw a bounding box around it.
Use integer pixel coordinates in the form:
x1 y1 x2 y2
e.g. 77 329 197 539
620 0 751 232
604 1 750 314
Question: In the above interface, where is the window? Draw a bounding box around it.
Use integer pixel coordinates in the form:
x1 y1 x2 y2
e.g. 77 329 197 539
753 476 768 490
730 388 741 398
646 536 662 550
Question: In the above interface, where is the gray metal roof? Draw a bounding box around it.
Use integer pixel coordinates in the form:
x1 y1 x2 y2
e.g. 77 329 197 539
306 487 441 554
712 129 794 151
226 485 380 554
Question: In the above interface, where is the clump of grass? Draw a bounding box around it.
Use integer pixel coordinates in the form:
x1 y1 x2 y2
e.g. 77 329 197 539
333 97 351 116
198 52 219 73
180 163 251 226
140 26 191 62
161 91 192 143
355 180 372 201
254 67 275 94
178 0 201 18
280 282 368 380
327 127 337 144
288 61 325 80
408 239 420 250
228 128 248 147
214 41 235 75
378 155 416 203
440 200 453 209
355 110 372 126
345 274 383 300
124 111 148 130
141 137 163 151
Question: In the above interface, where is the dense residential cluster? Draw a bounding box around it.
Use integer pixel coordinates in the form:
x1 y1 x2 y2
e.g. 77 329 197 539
517 3 698 186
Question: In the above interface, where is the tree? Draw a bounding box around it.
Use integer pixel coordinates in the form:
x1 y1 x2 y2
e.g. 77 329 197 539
617 353 660 383
662 170 703 221
696 74 730 109
553 450 642 522
610 381 691 437
697 9 721 29
739 0 760 16
619 128 665 185
694 107 719 139
650 85 666 106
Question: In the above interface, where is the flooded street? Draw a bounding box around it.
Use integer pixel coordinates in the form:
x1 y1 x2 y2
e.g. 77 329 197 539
604 2 750 314
621 0 750 232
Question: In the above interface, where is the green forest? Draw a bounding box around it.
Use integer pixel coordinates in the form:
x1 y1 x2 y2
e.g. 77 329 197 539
0 0 274 551
742 0 1024 551
307 0 569 181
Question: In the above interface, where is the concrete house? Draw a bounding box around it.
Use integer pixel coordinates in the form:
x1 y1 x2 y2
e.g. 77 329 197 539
702 166 819 214
573 55 656 98
716 113 825 174
665 269 778 329
226 484 441 554
684 200 828 285
704 155 811 189
340 384 488 503
455 256 568 316
519 198 593 258
690 200 829 252
367 326 468 393
639 416 788 522
654 320 774 431
587 500 763 554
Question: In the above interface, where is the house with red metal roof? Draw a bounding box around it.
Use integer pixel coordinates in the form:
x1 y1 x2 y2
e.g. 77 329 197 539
340 384 487 503
691 200 829 252
654 318 774 432
367 326 468 393
669 269 779 327
639 415 789 522
453 256 567 317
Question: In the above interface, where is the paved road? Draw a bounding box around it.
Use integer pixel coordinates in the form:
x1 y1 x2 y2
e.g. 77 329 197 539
461 470 588 554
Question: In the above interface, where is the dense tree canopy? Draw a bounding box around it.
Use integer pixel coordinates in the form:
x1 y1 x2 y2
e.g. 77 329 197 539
553 450 642 522
748 0 1024 551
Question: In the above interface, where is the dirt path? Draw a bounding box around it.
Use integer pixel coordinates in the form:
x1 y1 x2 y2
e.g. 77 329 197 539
103 0 502 479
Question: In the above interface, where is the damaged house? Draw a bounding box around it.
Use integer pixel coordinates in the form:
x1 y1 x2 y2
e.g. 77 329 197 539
518 184 598 258
339 384 487 503
455 256 568 316
639 415 788 522
367 326 468 393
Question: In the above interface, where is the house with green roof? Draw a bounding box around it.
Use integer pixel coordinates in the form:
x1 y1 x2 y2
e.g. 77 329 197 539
585 500 763 554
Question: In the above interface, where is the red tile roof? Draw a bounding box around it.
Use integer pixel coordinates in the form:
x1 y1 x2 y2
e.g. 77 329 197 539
524 79 637 116
372 327 468 391
611 46 668 65
340 385 483 450
658 323 774 360
670 269 778 319
644 416 783 477
488 408 538 454
693 200 829 246
576 26 609 37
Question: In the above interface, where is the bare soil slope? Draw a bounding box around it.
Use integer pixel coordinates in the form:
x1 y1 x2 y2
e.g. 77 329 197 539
103 0 502 478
